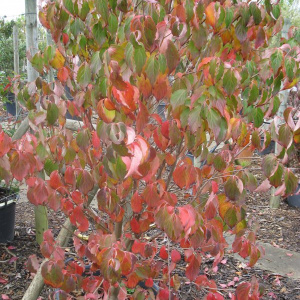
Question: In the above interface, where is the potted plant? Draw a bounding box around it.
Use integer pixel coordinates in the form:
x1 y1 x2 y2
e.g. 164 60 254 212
0 73 16 116
0 183 19 243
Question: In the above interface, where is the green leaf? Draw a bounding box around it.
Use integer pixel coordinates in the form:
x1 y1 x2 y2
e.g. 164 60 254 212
116 156 127 180
246 172 257 192
92 22 106 47
249 3 262 25
186 0 194 22
108 14 118 36
79 1 89 20
271 96 280 116
158 54 167 74
95 0 109 23
64 147 76 164
44 159 59 176
90 51 102 75
76 130 90 151
64 0 74 14
225 8 234 28
253 107 263 128
206 108 227 143
251 130 261 149
145 55 159 85
272 5 280 20
224 207 238 228
125 43 134 68
144 17 156 47
278 124 292 148
269 164 283 188
134 46 146 75
223 69 237 95
170 89 188 109
235 19 247 42
31 53 44 74
284 58 295 81
284 170 298 195
213 154 226 172
262 154 277 178
224 177 241 201
216 7 225 28
70 18 84 37
270 50 283 74
77 63 91 88
272 72 283 96
46 103 59 125
166 40 180 73
248 85 259 104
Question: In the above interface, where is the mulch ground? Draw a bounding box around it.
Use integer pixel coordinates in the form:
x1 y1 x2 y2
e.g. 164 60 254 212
0 155 299 299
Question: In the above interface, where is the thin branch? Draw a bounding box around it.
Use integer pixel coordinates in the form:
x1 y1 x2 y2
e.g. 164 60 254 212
166 139 184 189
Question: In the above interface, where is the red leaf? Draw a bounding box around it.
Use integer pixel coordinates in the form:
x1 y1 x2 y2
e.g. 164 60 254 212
0 131 12 157
57 67 69 83
160 246 168 260
205 2 216 28
64 166 75 185
1 294 10 300
254 179 271 192
71 191 84 205
206 293 224 300
0 278 8 284
211 181 218 193
130 218 140 234
27 255 40 273
62 33 69 45
78 170 94 195
153 74 171 100
197 57 214 71
178 205 196 230
142 183 160 207
49 170 63 190
112 82 139 114
255 27 265 49
171 250 181 263
27 177 48 206
173 162 197 189
186 254 201 281
82 276 102 293
70 206 89 232
10 152 30 181
236 282 251 300
136 100 149 133
92 131 101 149
145 278 153 288
158 288 169 300
131 192 143 213
41 261 64 288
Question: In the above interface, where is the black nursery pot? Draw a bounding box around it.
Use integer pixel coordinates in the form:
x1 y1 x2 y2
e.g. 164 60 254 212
0 188 18 243
257 138 275 156
287 183 300 208
5 92 16 116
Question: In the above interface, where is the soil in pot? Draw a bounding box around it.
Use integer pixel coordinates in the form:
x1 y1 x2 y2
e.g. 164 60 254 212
0 187 18 243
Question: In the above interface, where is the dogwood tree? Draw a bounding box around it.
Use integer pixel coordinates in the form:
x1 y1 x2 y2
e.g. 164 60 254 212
1 0 299 299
